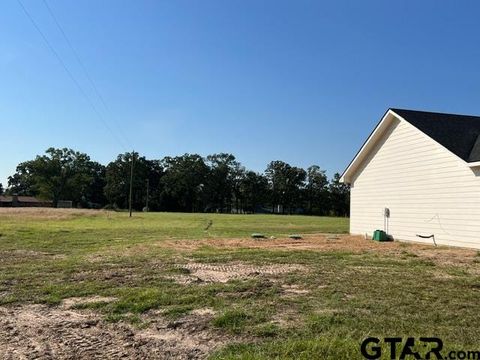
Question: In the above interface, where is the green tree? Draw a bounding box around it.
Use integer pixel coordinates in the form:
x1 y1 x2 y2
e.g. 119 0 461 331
266 161 289 213
231 164 247 213
0 183 4 195
144 160 164 211
265 161 306 214
329 173 350 216
205 153 243 212
7 165 37 196
7 148 102 207
305 165 329 215
286 166 307 214
105 152 162 210
238 171 269 213
160 154 209 212
81 162 107 208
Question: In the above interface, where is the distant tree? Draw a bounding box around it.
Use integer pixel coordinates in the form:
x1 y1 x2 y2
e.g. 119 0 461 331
7 164 37 196
205 153 243 212
6 148 351 216
81 162 107 208
265 161 306 214
160 154 209 212
329 173 350 216
265 161 289 213
0 183 4 195
286 166 307 214
231 164 247 213
305 165 329 215
238 171 269 213
105 153 132 209
104 152 162 210
7 148 102 207
145 160 164 211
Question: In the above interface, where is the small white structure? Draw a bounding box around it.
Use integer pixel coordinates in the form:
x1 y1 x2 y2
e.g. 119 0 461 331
341 108 480 249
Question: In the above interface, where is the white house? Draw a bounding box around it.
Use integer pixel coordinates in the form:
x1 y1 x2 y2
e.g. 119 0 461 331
341 108 480 249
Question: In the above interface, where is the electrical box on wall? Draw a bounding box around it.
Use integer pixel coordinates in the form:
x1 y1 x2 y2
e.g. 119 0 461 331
384 208 390 218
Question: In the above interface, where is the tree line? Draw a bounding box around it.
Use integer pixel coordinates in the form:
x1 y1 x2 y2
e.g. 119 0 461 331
1 148 349 216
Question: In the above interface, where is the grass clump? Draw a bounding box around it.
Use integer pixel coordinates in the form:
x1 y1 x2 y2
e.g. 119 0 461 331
213 309 251 333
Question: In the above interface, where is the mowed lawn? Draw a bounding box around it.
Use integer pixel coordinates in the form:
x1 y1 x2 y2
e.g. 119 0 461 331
0 209 479 359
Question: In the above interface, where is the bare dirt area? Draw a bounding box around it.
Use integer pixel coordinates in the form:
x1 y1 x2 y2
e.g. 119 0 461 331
0 249 66 262
159 234 396 252
60 296 118 309
160 234 480 266
0 301 229 360
170 262 307 284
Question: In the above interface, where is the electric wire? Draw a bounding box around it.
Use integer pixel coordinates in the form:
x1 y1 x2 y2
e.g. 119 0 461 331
41 0 130 147
17 0 128 151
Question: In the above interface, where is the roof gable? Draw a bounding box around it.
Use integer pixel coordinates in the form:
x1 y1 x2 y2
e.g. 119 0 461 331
341 108 480 184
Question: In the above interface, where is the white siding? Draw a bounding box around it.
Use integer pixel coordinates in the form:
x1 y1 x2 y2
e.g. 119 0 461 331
350 117 480 249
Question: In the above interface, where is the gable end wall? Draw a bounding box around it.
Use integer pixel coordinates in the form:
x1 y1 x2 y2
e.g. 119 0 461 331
350 117 480 249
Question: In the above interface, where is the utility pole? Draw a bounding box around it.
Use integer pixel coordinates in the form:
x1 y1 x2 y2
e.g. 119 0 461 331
145 179 149 212
129 150 135 217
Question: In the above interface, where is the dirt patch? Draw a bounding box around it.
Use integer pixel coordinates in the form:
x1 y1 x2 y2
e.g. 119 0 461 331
159 235 480 268
171 262 307 284
432 271 456 280
0 304 230 359
160 234 399 253
0 249 66 262
408 247 478 267
281 284 310 295
191 308 216 316
271 307 301 327
61 296 118 309
72 267 137 284
314 308 342 315
349 265 393 273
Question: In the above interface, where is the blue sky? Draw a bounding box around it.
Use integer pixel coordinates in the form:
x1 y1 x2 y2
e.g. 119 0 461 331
1 1 479 186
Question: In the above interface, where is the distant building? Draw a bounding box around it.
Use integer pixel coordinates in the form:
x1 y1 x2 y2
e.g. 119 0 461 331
56 200 73 208
0 195 53 208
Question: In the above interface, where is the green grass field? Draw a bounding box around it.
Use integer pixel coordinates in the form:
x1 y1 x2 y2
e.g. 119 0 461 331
0 209 479 359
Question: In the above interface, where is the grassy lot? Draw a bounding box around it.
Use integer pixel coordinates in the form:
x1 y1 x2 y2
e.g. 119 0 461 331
0 209 479 359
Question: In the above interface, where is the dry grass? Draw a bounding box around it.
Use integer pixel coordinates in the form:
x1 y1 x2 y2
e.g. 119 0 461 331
1 209 480 359
0 207 106 220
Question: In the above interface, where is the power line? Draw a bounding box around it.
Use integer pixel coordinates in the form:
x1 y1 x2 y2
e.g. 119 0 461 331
41 0 130 147
17 0 128 151
42 0 108 108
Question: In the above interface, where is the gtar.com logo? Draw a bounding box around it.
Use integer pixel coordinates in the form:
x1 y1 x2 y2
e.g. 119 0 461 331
361 337 443 360
361 337 480 360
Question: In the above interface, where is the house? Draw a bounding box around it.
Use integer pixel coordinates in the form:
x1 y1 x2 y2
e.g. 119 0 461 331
341 108 480 249
0 195 53 208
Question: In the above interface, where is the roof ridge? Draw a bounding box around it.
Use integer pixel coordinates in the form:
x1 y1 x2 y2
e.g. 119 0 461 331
391 108 480 119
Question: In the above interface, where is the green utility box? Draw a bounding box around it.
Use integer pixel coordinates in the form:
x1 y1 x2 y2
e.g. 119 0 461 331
372 230 389 241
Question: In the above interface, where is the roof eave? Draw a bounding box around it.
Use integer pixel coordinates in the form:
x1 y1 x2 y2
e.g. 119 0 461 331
340 109 399 184
468 161 480 168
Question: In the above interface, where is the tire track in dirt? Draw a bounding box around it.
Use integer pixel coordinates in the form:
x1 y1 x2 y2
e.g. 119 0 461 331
171 262 307 283
0 303 228 359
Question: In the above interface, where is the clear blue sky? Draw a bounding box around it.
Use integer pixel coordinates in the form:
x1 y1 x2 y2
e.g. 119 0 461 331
1 1 479 186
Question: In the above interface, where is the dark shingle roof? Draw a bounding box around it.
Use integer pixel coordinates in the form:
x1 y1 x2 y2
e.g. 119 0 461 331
391 108 480 163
